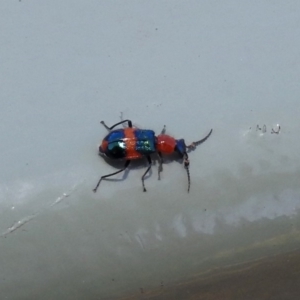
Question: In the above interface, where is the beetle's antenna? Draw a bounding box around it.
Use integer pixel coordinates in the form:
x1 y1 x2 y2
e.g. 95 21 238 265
183 153 190 193
187 129 213 151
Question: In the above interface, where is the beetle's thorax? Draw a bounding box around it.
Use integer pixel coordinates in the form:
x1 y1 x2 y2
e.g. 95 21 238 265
156 134 176 154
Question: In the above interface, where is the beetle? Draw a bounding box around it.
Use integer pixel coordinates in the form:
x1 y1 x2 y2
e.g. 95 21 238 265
93 119 212 193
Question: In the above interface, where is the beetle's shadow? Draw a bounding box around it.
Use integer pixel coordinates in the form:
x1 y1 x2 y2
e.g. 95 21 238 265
159 153 184 166
98 153 183 183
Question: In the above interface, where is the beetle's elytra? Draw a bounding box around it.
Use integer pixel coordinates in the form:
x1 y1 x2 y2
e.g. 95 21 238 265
93 119 212 193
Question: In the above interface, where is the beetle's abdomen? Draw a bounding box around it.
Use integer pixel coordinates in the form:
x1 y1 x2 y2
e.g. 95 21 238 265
100 128 156 160
134 130 156 155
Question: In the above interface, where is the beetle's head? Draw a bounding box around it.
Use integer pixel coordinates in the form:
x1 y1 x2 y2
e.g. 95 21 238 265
175 139 187 157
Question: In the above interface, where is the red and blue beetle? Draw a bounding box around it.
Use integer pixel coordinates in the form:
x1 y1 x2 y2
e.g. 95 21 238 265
93 119 212 193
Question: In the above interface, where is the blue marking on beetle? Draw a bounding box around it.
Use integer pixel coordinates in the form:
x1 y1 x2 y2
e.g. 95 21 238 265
134 130 156 154
105 129 125 142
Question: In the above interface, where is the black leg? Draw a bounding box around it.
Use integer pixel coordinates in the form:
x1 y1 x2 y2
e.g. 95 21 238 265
120 112 127 128
93 160 130 192
183 152 191 193
100 120 133 131
158 152 163 180
160 125 166 134
141 156 152 192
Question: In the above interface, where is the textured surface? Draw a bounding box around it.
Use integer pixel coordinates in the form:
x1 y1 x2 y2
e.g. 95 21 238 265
120 249 300 300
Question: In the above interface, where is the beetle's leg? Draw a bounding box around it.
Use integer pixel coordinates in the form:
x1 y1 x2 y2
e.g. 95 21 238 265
160 125 166 134
100 120 133 131
120 112 141 129
120 112 127 128
187 129 213 150
158 152 163 180
183 152 191 193
93 160 131 192
141 156 152 192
